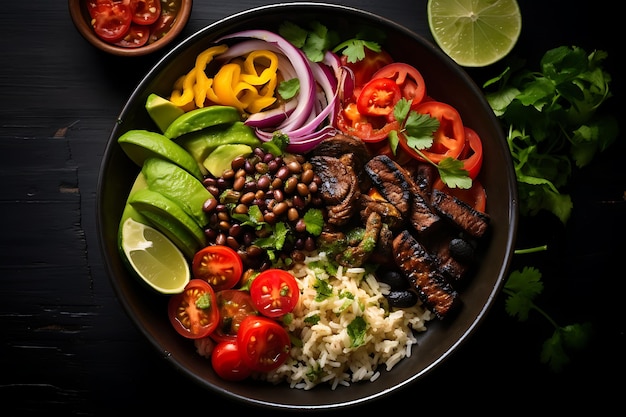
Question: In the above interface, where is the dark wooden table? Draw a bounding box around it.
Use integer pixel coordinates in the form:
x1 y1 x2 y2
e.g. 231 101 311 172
2 1 624 414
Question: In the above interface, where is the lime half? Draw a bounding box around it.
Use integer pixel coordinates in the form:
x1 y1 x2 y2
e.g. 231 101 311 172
427 0 522 67
120 217 190 294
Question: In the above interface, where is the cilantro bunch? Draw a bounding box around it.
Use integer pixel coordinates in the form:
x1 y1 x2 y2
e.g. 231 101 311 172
484 45 618 223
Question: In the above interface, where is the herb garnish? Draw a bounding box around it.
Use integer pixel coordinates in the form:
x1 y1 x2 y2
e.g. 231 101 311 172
503 261 593 372
484 45 618 223
488 45 617 371
389 98 472 188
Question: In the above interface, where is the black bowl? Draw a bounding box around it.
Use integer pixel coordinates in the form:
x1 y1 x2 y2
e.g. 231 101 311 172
97 2 518 411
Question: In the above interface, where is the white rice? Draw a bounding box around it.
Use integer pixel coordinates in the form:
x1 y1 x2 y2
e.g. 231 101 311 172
256 252 434 390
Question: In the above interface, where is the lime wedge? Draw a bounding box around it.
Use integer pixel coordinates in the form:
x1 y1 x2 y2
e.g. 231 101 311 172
120 217 190 294
128 188 207 259
427 0 522 67
118 129 204 180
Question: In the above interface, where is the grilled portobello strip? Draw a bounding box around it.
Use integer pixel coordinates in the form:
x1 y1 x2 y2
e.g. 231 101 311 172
310 133 372 193
310 154 361 226
365 154 412 217
431 188 490 238
393 230 460 319
365 154 441 234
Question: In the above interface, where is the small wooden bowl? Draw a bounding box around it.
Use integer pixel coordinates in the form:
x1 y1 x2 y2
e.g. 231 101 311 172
68 0 193 57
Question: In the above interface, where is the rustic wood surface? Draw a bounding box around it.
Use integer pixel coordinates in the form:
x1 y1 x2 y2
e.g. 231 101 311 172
1 1 623 414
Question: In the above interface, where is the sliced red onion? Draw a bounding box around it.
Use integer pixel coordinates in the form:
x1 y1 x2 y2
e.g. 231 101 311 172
244 100 298 128
217 30 316 132
214 30 343 152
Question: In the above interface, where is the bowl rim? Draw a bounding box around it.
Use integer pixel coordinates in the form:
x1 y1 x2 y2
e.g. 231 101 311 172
68 0 193 57
96 1 519 410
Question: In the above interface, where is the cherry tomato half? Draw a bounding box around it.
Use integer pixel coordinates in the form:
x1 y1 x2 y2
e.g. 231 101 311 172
458 126 484 180
168 279 219 339
211 340 253 381
192 245 243 292
237 315 291 373
211 289 258 343
249 269 300 318
356 78 402 117
400 100 466 164
113 23 149 48
335 102 400 143
87 0 132 42
341 48 394 98
130 0 161 26
371 62 427 109
434 178 487 213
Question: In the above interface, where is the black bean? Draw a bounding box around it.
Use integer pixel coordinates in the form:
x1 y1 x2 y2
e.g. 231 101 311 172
246 245 263 257
255 161 269 174
233 204 248 215
203 198 218 212
231 156 246 170
379 270 410 290
295 219 306 233
273 188 284 202
276 165 290 180
256 174 270 190
226 236 239 250
215 233 227 246
449 238 476 263
284 177 298 194
287 160 302 174
222 168 235 180
385 290 419 308
273 201 288 216
301 168 314 184
297 182 310 197
206 185 220 197
287 207 299 222
232 176 245 191
229 223 242 237
240 192 255 205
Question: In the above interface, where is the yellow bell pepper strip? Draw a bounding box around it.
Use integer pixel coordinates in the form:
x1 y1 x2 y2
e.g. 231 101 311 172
169 44 229 108
240 50 279 85
169 45 281 114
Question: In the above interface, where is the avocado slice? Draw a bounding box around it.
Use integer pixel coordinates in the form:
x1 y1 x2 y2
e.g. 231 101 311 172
176 121 261 171
145 93 185 133
163 105 241 139
203 143 254 177
142 157 213 229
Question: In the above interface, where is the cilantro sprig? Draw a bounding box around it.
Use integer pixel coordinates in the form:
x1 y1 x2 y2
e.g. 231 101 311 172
503 258 593 372
389 98 472 189
279 20 386 64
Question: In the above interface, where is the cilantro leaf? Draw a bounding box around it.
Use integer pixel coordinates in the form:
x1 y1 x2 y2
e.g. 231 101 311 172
389 98 471 188
438 157 472 189
279 21 339 62
278 78 300 100
540 323 592 372
313 278 333 302
347 316 367 347
503 266 543 321
303 208 324 236
332 39 381 63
